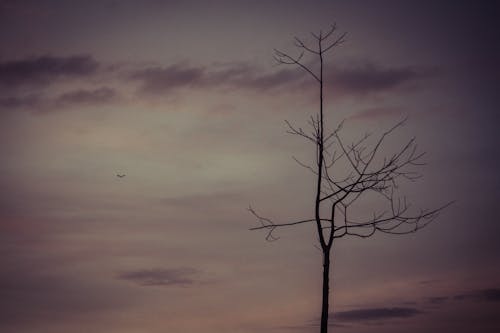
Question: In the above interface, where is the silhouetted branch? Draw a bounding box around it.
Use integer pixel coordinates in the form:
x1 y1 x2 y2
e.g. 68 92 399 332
250 23 451 333
248 23 455 333
249 205 333 241
294 37 319 55
274 49 320 82
254 108 450 241
285 119 318 144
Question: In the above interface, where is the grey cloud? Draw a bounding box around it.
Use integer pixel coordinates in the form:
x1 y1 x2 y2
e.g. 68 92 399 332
350 106 403 120
418 279 441 285
227 67 303 91
0 257 134 328
0 87 117 113
454 288 500 302
427 296 449 305
333 307 422 322
327 63 436 96
0 57 436 114
117 268 201 287
478 289 500 302
131 62 303 95
229 61 432 95
420 287 500 311
131 60 434 97
0 94 42 110
278 322 346 331
0 54 99 88
131 64 205 94
56 87 117 106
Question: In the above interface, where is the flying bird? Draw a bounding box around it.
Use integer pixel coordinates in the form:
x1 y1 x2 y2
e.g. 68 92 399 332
116 174 126 178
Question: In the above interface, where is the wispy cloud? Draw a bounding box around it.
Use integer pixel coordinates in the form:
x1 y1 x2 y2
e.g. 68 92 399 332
131 61 432 97
228 67 302 91
0 94 42 110
300 285 500 329
350 106 403 120
427 296 449 305
131 64 205 94
419 287 500 307
453 288 500 302
55 87 117 106
327 63 435 95
0 54 438 115
0 87 117 112
0 55 99 89
130 62 303 95
117 268 201 287
332 307 422 323
0 258 133 327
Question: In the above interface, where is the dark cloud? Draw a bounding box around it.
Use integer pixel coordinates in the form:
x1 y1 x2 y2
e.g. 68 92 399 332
277 322 346 331
418 279 441 285
248 62 435 96
419 287 500 312
0 94 42 110
0 55 116 113
478 289 500 302
131 60 435 97
117 268 200 287
226 67 303 91
0 87 116 113
327 63 435 95
0 256 133 328
0 55 433 110
56 87 117 106
427 296 449 305
454 288 500 302
0 54 99 88
350 106 403 120
0 57 436 115
427 296 448 304
333 307 422 322
131 62 303 95
131 64 204 94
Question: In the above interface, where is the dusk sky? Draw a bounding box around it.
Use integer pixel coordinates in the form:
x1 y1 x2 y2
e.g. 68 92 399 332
1 1 499 332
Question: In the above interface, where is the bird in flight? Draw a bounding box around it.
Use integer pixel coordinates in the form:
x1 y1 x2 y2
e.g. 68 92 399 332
116 174 126 178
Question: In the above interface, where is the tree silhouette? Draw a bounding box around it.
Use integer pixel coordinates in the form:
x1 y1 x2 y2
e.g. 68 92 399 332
250 24 451 333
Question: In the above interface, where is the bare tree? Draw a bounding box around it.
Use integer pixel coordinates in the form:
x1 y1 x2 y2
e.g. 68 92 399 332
250 24 451 333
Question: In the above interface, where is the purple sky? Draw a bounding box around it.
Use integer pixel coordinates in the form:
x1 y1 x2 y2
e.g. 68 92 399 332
1 1 499 332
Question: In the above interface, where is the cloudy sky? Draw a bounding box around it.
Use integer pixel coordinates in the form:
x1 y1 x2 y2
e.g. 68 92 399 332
1 0 499 332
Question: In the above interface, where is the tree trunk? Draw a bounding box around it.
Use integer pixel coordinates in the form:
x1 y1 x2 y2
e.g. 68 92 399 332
320 250 330 333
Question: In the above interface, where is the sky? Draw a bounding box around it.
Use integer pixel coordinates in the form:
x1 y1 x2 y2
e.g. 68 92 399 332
0 0 499 332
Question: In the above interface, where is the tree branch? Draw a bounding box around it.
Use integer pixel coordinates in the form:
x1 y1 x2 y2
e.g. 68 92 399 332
274 49 320 82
